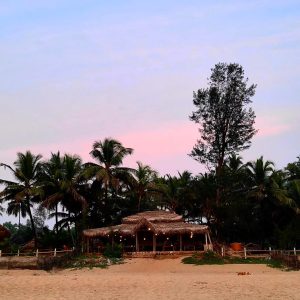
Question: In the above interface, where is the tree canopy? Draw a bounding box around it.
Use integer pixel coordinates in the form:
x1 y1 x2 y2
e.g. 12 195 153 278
190 63 257 173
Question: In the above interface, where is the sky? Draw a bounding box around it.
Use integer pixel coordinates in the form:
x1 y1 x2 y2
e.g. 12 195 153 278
1 1 300 223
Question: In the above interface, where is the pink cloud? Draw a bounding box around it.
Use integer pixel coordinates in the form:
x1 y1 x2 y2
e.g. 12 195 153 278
0 121 200 176
255 116 292 137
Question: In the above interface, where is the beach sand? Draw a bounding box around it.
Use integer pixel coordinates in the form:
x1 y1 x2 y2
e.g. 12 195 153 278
0 258 299 300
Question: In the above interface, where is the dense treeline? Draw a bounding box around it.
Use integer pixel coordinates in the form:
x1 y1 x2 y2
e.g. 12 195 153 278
0 139 299 250
0 63 299 250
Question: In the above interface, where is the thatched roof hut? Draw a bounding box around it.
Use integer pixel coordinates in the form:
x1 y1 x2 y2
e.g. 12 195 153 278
83 210 209 238
0 224 10 241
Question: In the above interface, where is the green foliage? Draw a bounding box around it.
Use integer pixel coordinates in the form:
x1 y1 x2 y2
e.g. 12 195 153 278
103 243 123 258
63 254 123 270
190 63 257 171
182 251 224 265
1 138 300 251
182 252 286 270
0 238 10 251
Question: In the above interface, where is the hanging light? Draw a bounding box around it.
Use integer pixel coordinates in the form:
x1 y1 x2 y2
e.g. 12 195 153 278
148 227 151 231
143 237 146 241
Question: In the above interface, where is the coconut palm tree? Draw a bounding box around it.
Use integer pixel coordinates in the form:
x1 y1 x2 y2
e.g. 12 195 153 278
130 161 158 211
287 180 300 213
7 200 27 229
0 151 43 246
246 156 292 207
157 171 194 214
246 156 275 201
84 138 134 202
285 156 300 181
42 154 87 237
40 152 64 234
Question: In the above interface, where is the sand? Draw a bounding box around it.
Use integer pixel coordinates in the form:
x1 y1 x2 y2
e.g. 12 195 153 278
0 258 299 300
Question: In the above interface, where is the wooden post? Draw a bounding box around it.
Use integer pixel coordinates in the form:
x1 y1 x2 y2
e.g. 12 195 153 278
54 248 57 257
153 234 156 253
0 250 2 257
294 247 296 256
208 233 212 244
87 238 90 253
179 234 182 251
205 233 208 249
221 247 224 257
244 247 247 259
36 249 39 257
111 236 114 250
135 233 139 252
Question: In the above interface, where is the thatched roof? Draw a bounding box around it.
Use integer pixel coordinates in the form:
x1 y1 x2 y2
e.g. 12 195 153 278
122 210 183 223
83 210 209 238
0 224 10 240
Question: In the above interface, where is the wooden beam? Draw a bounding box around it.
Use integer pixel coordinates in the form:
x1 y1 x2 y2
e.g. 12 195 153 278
153 234 156 253
179 234 182 251
207 232 212 244
135 233 139 252
87 237 90 253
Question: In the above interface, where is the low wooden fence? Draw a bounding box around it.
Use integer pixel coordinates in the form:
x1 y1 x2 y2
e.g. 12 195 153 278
0 248 74 258
270 250 300 269
218 246 300 269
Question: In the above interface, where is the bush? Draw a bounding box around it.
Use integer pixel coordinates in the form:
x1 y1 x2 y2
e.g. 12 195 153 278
103 243 122 258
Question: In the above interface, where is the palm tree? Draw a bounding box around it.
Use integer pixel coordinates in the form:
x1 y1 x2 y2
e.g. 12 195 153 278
158 171 194 214
287 180 300 213
40 152 64 234
130 161 158 211
0 151 43 246
84 138 134 202
246 156 292 207
225 154 244 174
7 200 27 229
246 156 274 201
42 154 87 238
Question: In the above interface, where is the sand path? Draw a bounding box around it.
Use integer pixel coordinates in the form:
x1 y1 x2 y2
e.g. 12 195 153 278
0 258 299 299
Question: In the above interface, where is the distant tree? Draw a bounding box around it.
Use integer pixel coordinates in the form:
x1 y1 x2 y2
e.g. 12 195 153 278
85 138 134 202
0 151 43 246
246 156 275 201
285 156 300 180
40 152 64 234
129 161 158 211
6 199 27 229
43 154 87 245
190 63 257 176
158 171 195 215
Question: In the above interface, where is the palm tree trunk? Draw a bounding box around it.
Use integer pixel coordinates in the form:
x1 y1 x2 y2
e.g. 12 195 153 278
18 205 21 230
26 197 37 248
138 194 142 212
55 204 58 235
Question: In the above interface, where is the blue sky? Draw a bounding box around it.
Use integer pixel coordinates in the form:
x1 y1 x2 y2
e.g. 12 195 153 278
0 0 300 180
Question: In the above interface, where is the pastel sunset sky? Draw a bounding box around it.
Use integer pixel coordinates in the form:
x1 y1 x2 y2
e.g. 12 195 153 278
1 0 300 181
